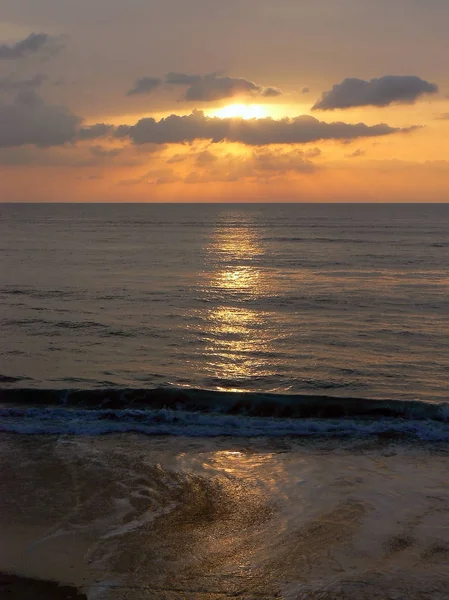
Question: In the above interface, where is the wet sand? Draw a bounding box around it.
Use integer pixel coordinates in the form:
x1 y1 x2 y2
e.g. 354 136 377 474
1 434 448 599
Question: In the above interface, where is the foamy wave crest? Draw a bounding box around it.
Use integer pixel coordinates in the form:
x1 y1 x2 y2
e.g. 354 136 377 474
1 406 449 440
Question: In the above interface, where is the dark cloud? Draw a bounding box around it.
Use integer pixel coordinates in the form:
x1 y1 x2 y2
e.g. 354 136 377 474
313 76 438 110
126 72 282 102
166 72 201 85
0 84 418 154
0 33 58 60
166 72 282 102
114 124 133 139
185 75 257 102
302 87 310 94
0 91 81 148
261 87 282 97
0 74 47 93
127 77 162 96
78 123 115 140
115 110 413 146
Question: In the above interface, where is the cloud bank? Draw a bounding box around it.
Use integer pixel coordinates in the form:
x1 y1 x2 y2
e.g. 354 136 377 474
313 75 438 110
116 111 411 146
0 93 417 151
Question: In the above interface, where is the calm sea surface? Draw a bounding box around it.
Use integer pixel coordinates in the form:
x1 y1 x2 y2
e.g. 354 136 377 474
1 203 448 401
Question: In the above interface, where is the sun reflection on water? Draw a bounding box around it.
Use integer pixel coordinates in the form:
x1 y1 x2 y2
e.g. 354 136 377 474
215 266 260 291
200 215 277 391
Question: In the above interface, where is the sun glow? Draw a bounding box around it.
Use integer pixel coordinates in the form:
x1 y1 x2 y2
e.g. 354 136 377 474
211 103 268 120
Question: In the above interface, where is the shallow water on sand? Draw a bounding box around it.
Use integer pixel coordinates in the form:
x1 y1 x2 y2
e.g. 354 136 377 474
1 433 448 599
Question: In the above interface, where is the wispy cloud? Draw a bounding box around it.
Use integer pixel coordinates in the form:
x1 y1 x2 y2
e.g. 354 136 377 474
0 33 62 60
128 72 282 101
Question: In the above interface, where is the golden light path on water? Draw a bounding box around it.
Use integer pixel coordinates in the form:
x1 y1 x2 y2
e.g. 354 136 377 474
200 214 278 391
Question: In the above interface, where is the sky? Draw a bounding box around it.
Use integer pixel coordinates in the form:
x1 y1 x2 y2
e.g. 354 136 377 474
0 0 448 202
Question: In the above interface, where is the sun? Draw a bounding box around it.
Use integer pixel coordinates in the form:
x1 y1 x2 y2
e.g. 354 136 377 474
211 103 268 120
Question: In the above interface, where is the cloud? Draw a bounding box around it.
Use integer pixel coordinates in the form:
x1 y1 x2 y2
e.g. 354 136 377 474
313 75 438 110
0 138 141 167
127 77 162 96
0 33 60 60
127 166 181 186
261 87 282 97
89 145 123 157
437 113 449 120
302 87 310 94
0 74 47 92
305 147 322 158
166 149 217 165
166 72 282 102
126 71 283 101
78 123 115 140
164 147 319 185
196 150 217 164
115 110 413 146
251 148 317 174
0 91 81 148
346 148 365 158
127 146 319 186
166 72 201 85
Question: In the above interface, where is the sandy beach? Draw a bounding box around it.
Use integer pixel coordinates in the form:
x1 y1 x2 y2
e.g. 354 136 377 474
1 433 448 599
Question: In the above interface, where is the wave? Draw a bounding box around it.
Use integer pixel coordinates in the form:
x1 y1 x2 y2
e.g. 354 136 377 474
0 387 448 439
1 387 448 420
0 406 448 440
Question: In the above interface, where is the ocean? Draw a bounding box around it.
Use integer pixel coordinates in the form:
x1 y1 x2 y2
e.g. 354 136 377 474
0 203 448 599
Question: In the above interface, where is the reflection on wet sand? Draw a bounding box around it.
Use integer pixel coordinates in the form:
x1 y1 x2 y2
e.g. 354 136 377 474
200 216 277 390
2 435 449 600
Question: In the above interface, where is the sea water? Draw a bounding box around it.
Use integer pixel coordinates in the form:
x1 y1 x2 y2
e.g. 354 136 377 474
1 202 448 400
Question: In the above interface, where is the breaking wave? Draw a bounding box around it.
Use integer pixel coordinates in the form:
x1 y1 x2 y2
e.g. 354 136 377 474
0 387 448 439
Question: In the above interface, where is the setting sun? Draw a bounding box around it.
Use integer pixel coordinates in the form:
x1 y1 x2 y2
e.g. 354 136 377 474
211 103 268 119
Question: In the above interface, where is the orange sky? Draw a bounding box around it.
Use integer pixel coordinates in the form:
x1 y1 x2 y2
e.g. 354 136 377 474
1 0 448 202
